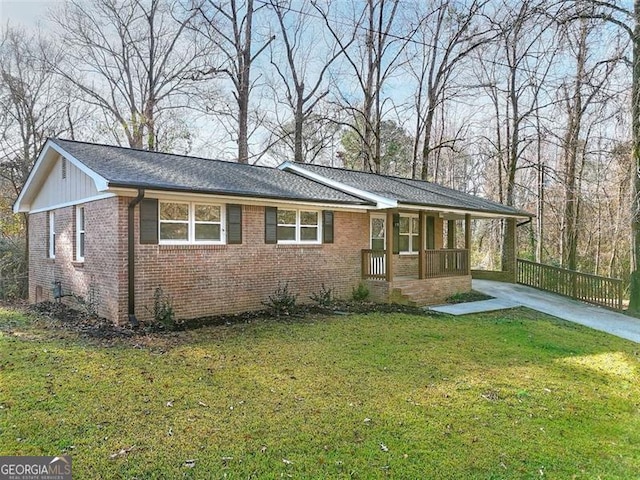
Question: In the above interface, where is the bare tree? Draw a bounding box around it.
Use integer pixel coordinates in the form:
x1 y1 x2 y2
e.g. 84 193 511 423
266 112 341 165
568 0 640 310
404 0 493 181
0 26 79 294
475 0 560 270
0 27 73 199
52 0 211 151
265 0 352 163
191 0 275 163
555 11 622 270
316 0 407 173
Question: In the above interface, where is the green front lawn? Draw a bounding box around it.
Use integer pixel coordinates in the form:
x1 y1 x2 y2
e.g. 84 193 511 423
0 307 638 479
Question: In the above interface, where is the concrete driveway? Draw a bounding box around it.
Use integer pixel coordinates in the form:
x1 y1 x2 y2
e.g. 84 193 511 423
469 279 640 343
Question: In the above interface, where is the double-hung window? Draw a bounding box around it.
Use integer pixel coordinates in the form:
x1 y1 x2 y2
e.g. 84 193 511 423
277 209 320 244
76 206 85 261
399 214 419 254
159 201 223 244
48 211 56 259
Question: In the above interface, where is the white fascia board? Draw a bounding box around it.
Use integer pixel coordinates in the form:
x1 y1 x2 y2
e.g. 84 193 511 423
28 193 117 214
13 139 109 213
107 187 374 212
397 203 533 219
278 162 397 209
13 139 54 213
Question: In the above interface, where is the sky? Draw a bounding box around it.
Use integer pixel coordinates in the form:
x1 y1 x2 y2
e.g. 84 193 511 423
0 0 60 29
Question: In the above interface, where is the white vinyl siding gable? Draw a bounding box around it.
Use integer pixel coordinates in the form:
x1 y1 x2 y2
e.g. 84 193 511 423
31 155 101 211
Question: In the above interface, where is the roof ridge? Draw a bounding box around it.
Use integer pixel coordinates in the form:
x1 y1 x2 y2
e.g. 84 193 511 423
392 176 501 208
304 162 531 216
305 162 445 186
51 137 279 172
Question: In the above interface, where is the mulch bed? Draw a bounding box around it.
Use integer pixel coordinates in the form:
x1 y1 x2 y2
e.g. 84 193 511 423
21 299 441 342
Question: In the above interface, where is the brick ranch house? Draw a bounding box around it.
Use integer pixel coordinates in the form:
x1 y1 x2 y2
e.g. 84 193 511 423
14 139 532 325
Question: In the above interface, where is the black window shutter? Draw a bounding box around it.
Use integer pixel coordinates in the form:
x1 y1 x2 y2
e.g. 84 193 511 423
426 216 435 250
265 206 277 244
227 204 242 244
139 198 159 245
392 213 400 254
322 210 334 244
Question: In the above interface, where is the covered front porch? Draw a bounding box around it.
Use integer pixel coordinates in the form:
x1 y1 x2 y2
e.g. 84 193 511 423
359 209 518 306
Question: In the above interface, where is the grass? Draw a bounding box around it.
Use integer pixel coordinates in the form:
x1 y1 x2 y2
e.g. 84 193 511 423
0 307 639 479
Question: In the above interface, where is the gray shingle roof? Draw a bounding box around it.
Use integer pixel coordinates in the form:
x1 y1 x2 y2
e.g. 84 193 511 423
52 139 371 205
50 138 531 217
292 163 533 217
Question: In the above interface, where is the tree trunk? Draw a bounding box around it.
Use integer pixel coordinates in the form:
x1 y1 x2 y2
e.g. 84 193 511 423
629 0 640 312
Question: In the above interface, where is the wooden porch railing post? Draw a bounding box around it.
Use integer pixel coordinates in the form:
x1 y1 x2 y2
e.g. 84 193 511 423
419 212 426 279
618 280 623 310
385 210 394 282
361 249 367 279
465 214 471 274
447 219 456 249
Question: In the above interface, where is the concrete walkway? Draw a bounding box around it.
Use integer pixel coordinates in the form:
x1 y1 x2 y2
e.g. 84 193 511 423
431 279 640 344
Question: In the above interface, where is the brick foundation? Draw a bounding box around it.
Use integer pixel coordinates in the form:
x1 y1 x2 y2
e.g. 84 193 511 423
368 275 472 306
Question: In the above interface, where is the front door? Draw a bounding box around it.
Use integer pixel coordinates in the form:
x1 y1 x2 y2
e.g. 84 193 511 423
370 215 386 276
370 215 386 250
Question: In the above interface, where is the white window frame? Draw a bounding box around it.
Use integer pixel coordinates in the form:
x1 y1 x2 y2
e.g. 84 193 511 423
399 213 420 254
76 205 85 262
159 201 225 245
48 211 56 259
277 208 321 245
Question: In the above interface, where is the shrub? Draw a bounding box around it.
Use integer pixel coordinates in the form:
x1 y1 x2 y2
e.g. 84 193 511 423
309 284 333 308
72 282 100 317
0 237 27 300
263 282 298 317
351 282 370 302
147 286 179 330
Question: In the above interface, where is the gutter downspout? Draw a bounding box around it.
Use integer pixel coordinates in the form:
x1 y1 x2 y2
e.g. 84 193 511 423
517 217 533 228
128 189 145 326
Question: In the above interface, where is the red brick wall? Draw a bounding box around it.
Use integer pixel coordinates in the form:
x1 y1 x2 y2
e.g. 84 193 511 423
28 196 472 324
131 203 369 323
28 197 127 321
394 255 419 277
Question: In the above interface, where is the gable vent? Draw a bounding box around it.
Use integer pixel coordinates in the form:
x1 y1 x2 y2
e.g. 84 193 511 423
61 158 67 179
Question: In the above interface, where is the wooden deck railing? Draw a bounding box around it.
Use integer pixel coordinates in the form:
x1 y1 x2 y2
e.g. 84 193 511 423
361 249 469 280
517 259 624 310
425 249 469 278
361 249 387 279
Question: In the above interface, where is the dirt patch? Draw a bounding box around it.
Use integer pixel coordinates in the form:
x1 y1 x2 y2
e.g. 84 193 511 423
29 301 136 341
446 290 493 304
